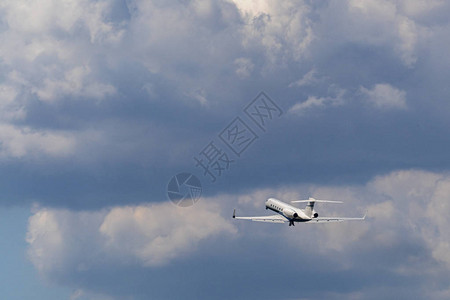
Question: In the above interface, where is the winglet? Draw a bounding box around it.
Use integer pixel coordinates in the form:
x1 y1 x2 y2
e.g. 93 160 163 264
232 209 236 219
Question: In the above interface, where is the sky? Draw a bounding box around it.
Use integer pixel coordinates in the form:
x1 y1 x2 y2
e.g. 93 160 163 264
1 0 450 299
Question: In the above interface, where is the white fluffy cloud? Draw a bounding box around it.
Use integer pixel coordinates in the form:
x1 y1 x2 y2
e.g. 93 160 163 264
346 0 420 67
232 0 314 63
0 123 76 158
234 169 450 273
27 201 236 278
360 83 407 109
291 169 450 273
369 170 450 266
99 202 236 266
288 85 345 114
28 169 450 277
0 0 124 160
288 68 320 87
33 65 116 103
26 169 450 298
0 0 122 102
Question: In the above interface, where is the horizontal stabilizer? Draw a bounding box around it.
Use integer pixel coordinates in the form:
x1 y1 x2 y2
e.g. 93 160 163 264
291 197 343 204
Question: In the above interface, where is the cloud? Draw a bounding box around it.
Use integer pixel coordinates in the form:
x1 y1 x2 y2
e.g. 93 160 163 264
346 0 420 67
0 82 25 121
0 0 123 103
398 0 446 18
26 201 236 280
34 66 116 103
1 0 450 298
288 68 320 87
288 85 345 114
0 123 76 158
26 169 450 299
288 95 328 113
99 202 236 266
0 0 125 43
360 83 407 109
0 0 448 209
232 0 314 63
233 169 450 273
234 57 254 78
369 170 450 266
230 0 271 17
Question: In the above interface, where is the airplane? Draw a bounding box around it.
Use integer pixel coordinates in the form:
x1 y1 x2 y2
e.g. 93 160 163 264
233 197 366 226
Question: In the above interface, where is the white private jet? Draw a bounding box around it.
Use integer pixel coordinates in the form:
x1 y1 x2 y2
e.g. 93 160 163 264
233 197 366 226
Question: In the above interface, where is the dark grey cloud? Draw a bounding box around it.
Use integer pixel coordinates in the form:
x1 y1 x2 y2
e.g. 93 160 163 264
0 0 450 210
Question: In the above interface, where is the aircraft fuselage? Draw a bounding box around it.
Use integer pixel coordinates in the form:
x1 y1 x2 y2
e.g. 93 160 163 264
265 198 311 223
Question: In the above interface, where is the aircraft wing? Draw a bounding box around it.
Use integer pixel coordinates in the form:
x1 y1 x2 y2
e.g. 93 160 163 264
306 215 366 223
232 209 287 223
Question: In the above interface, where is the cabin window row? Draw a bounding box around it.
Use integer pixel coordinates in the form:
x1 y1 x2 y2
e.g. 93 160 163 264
271 204 281 210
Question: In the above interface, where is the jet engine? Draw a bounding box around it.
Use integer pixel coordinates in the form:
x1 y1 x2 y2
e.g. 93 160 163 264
313 211 319 218
283 208 298 219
